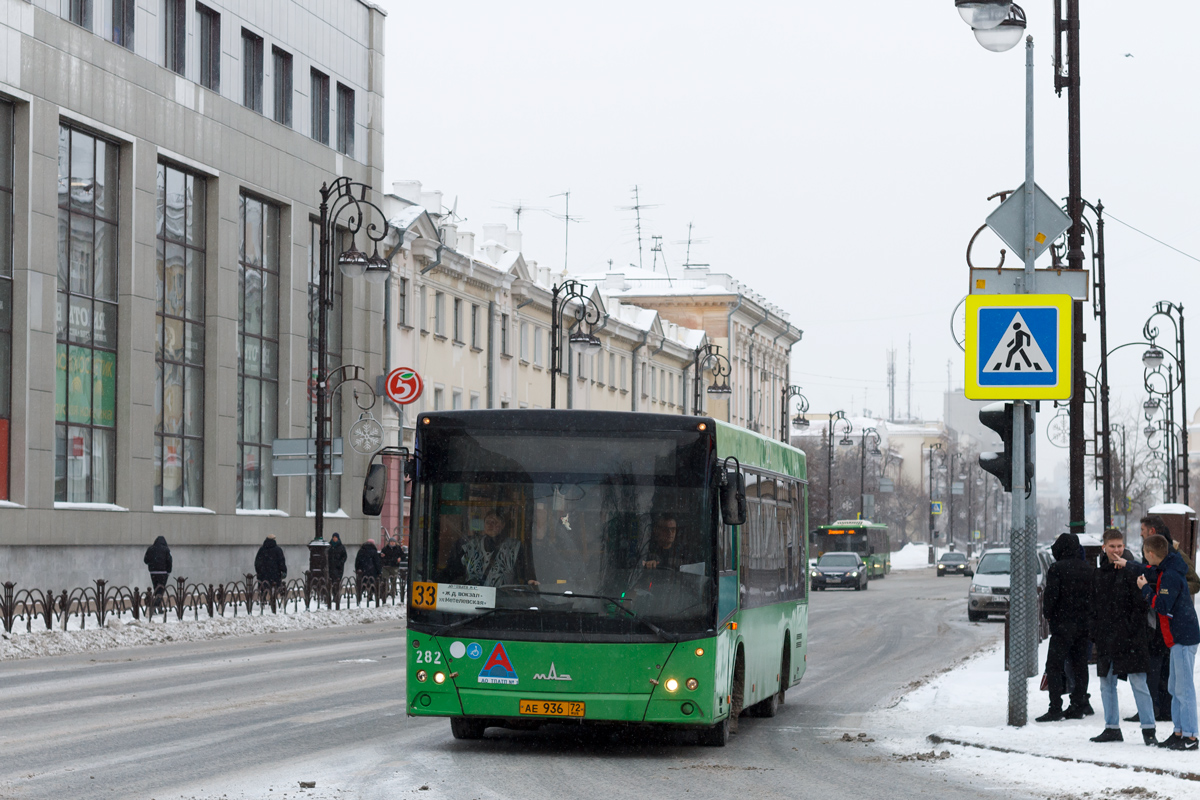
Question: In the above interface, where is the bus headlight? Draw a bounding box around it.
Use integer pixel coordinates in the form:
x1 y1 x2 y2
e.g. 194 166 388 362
686 678 699 691
434 672 446 684
665 678 679 692
416 669 428 682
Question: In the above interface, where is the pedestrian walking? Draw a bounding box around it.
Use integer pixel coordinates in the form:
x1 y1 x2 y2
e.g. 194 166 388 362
1139 534 1200 751
143 535 172 611
1135 516 1199 721
381 535 404 600
356 538 383 597
328 532 348 590
1037 532 1095 722
254 533 288 588
1088 529 1157 745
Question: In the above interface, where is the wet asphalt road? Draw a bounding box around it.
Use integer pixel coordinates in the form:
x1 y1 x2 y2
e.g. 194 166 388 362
0 569 1022 800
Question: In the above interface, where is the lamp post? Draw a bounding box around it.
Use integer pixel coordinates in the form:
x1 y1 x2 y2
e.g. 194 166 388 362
858 427 881 519
1144 302 1187 505
780 385 809 443
693 344 733 416
926 442 944 565
549 280 603 409
826 411 852 525
314 177 393 542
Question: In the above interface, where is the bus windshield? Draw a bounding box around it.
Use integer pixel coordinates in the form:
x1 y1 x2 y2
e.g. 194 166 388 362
410 426 716 640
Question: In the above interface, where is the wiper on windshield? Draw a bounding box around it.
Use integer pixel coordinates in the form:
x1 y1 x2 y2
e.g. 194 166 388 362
529 589 678 643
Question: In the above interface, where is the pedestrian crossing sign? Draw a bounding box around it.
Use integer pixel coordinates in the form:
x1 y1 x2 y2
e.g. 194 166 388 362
965 294 1073 400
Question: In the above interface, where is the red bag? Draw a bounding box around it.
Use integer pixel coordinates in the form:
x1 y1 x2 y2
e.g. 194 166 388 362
1039 672 1049 691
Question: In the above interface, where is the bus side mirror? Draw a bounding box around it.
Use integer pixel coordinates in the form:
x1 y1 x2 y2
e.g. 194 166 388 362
362 463 386 516
721 470 747 526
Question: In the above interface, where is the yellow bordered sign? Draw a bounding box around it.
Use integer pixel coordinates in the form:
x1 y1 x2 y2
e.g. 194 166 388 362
965 294 1073 401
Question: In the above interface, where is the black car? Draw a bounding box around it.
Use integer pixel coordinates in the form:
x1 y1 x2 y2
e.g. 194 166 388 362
937 551 972 577
810 552 869 591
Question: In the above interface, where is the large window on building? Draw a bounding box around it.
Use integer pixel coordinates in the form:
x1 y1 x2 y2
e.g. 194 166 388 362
308 220 342 513
68 0 93 29
242 29 264 113
336 83 354 156
112 0 134 48
272 47 293 127
310 70 329 145
0 102 13 501
155 163 206 507
164 0 185 75
197 4 220 91
56 125 119 504
238 194 280 510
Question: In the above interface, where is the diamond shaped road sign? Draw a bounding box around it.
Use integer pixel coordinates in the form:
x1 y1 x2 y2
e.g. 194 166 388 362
985 182 1072 262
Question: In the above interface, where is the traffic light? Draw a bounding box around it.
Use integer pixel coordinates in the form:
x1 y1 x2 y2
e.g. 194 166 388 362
978 401 1034 493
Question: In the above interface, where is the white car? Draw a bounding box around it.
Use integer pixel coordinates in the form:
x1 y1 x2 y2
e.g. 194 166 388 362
967 548 1045 622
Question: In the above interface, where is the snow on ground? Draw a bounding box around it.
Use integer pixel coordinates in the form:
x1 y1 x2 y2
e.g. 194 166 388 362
0 602 406 662
869 636 1200 798
891 542 946 570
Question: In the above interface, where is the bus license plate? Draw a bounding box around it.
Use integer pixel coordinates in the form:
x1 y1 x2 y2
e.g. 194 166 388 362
519 699 585 718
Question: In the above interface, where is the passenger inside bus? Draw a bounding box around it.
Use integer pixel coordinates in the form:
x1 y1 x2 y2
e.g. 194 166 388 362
441 506 538 588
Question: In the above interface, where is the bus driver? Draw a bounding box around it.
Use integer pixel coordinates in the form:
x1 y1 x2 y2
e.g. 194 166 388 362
643 513 685 570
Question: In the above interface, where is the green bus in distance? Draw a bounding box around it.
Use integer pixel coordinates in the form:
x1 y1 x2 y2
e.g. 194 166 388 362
811 520 891 578
405 410 810 746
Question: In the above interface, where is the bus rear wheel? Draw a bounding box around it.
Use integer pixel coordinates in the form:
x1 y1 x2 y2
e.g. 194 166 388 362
449 717 488 740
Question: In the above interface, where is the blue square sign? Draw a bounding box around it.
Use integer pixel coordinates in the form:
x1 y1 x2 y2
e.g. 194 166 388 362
965 294 1073 400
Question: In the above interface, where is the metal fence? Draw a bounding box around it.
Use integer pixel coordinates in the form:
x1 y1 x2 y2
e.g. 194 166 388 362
0 571 406 635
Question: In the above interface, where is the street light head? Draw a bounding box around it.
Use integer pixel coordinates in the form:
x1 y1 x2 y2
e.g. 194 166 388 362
1142 347 1165 370
362 245 392 285
955 0 1012 30
1143 397 1161 416
972 3 1025 52
708 380 732 396
1144 425 1157 439
568 329 600 355
792 414 810 428
870 446 883 457
838 436 854 447
338 241 369 279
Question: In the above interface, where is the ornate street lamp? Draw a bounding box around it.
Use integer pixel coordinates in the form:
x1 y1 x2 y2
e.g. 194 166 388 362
779 385 809 442
955 0 1012 29
692 343 733 416
313 177 393 542
859 427 882 519
549 279 604 409
826 411 852 525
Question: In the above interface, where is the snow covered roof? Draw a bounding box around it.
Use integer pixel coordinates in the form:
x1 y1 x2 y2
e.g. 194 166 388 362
1147 502 1196 516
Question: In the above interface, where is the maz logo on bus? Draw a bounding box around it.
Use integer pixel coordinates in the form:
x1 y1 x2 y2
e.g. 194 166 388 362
415 650 442 664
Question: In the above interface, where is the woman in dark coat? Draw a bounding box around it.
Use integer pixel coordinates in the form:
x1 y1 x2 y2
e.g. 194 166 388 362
1089 528 1156 743
143 535 172 609
328 532 348 587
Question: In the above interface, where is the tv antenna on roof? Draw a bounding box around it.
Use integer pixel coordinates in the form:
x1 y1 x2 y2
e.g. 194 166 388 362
548 191 584 273
494 199 546 231
650 236 673 284
673 222 711 268
620 186 659 271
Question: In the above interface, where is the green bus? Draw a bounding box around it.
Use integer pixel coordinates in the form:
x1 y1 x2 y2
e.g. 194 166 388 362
405 410 809 746
811 520 891 578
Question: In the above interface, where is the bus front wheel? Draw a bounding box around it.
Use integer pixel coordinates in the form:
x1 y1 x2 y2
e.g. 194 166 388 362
699 715 730 747
449 717 488 740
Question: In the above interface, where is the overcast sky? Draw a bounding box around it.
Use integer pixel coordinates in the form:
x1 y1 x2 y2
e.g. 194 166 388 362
378 0 1198 475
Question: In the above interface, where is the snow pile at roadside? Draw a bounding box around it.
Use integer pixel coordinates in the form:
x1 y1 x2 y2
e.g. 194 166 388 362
870 638 1200 797
890 543 937 570
0 603 407 662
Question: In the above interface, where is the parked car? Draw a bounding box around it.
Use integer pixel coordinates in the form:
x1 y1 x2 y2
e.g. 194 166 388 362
967 548 1044 621
937 551 972 577
810 552 869 591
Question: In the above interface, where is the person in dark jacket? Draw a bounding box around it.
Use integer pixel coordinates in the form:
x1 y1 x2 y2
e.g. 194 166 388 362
1037 532 1095 722
1139 534 1200 750
254 534 287 587
1088 529 1157 744
356 538 383 578
143 535 172 610
328 532 348 588
381 535 405 599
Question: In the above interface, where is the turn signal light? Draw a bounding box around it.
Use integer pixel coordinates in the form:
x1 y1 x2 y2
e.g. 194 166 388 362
686 678 699 691
694 647 704 657
665 678 679 692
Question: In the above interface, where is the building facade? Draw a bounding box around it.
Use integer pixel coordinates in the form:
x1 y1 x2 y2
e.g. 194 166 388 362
0 0 388 586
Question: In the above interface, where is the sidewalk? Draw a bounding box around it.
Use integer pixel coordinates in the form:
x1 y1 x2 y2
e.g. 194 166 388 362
869 637 1200 797
0 602 406 661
